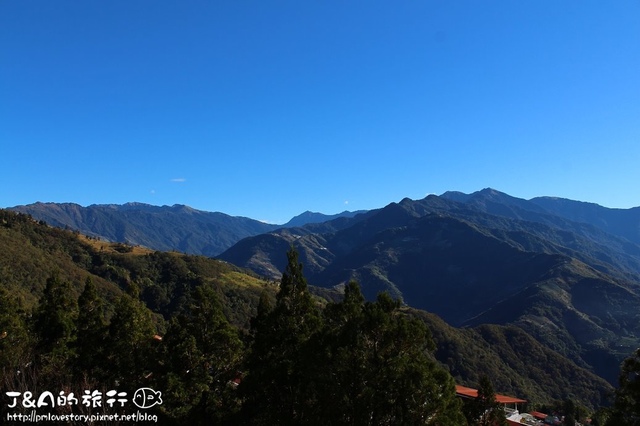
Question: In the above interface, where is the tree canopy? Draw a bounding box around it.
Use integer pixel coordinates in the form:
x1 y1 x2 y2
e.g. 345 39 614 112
240 250 465 425
607 348 640 426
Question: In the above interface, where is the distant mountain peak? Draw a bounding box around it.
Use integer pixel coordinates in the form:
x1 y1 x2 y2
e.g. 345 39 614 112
284 209 366 228
440 191 472 203
478 187 503 196
170 204 196 213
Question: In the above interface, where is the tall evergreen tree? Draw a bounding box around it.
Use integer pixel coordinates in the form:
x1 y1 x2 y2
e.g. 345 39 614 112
34 274 78 352
240 247 322 424
32 273 78 385
103 293 156 389
314 283 465 425
249 291 273 335
74 276 108 379
0 285 31 371
158 283 244 424
0 286 33 421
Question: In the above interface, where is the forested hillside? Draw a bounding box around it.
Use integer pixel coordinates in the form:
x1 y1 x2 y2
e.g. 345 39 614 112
0 209 635 424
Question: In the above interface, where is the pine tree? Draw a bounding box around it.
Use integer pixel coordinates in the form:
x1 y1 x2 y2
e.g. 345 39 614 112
32 273 78 385
74 276 107 379
0 285 31 371
103 293 156 388
313 282 465 425
303 281 368 424
240 247 322 424
34 274 78 352
158 283 244 424
0 285 33 421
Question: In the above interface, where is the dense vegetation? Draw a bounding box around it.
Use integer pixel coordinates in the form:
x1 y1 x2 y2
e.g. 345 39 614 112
1 210 637 424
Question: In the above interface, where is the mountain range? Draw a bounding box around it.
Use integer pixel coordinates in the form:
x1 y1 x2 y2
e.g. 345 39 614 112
7 188 640 389
217 189 640 385
0 208 616 408
8 202 363 257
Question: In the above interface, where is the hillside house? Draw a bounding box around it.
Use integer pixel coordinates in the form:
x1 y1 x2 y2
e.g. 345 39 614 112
455 385 543 425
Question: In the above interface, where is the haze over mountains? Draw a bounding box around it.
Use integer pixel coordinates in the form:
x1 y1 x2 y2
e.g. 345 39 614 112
8 188 640 387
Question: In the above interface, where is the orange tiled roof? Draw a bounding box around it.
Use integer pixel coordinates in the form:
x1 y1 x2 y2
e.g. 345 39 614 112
455 385 527 404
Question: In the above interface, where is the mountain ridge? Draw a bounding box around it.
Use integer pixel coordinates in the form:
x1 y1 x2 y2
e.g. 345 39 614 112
5 189 640 404
8 202 363 257
0 208 616 408
216 189 640 386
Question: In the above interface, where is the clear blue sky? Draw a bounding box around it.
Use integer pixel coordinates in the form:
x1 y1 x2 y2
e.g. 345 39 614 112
2 1 639 224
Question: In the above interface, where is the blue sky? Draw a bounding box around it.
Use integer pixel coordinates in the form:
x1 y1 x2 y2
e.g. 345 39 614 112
2 1 639 224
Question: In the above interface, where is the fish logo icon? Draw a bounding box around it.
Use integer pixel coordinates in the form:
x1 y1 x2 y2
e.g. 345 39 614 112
132 388 163 409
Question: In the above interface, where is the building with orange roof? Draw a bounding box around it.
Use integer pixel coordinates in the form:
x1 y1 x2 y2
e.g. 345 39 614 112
455 385 543 425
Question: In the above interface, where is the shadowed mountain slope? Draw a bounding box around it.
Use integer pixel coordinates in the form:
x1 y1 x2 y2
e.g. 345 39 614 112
218 191 640 386
530 196 640 245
